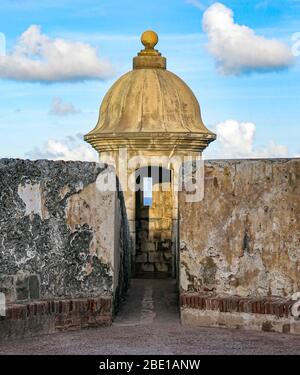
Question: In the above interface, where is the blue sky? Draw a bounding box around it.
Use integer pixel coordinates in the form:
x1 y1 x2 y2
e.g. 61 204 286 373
0 0 299 160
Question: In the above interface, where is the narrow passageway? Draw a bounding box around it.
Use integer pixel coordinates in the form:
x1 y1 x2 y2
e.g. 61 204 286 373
114 279 179 327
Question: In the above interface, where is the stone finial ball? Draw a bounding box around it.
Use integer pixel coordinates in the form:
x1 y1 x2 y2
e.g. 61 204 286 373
141 30 159 49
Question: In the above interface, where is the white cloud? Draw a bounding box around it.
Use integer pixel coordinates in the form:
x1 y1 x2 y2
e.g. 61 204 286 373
202 3 294 75
0 25 114 83
216 120 256 157
185 0 206 10
25 134 98 162
50 97 79 116
214 119 289 158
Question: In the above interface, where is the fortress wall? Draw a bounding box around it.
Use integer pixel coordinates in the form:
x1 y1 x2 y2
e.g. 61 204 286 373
0 159 131 339
179 159 300 333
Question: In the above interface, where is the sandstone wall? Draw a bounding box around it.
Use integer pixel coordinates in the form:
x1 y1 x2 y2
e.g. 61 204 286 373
179 159 300 299
0 159 131 309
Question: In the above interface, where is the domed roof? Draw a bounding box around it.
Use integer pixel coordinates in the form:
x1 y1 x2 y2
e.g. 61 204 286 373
85 31 216 152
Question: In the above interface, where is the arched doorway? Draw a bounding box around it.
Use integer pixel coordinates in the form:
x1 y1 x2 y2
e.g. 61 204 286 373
134 166 173 279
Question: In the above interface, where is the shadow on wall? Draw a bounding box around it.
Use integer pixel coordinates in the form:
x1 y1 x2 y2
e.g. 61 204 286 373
134 166 173 279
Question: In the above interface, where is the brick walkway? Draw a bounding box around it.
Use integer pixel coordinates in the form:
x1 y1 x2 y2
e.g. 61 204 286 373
1 279 300 355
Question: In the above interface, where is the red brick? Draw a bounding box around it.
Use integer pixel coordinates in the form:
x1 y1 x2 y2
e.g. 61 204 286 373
243 301 250 314
271 303 279 317
73 300 80 312
219 299 224 312
191 296 196 308
206 298 212 311
35 301 45 315
62 300 70 314
283 302 290 317
278 304 284 318
230 298 238 312
238 300 244 313
100 297 112 314
265 301 271 315
26 303 34 317
198 296 203 309
11 305 26 320
45 301 51 314
212 298 219 311
223 298 229 313
194 296 198 309
185 295 191 306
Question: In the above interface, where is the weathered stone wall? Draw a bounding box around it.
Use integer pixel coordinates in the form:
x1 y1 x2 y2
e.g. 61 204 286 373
179 159 300 298
0 159 131 310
